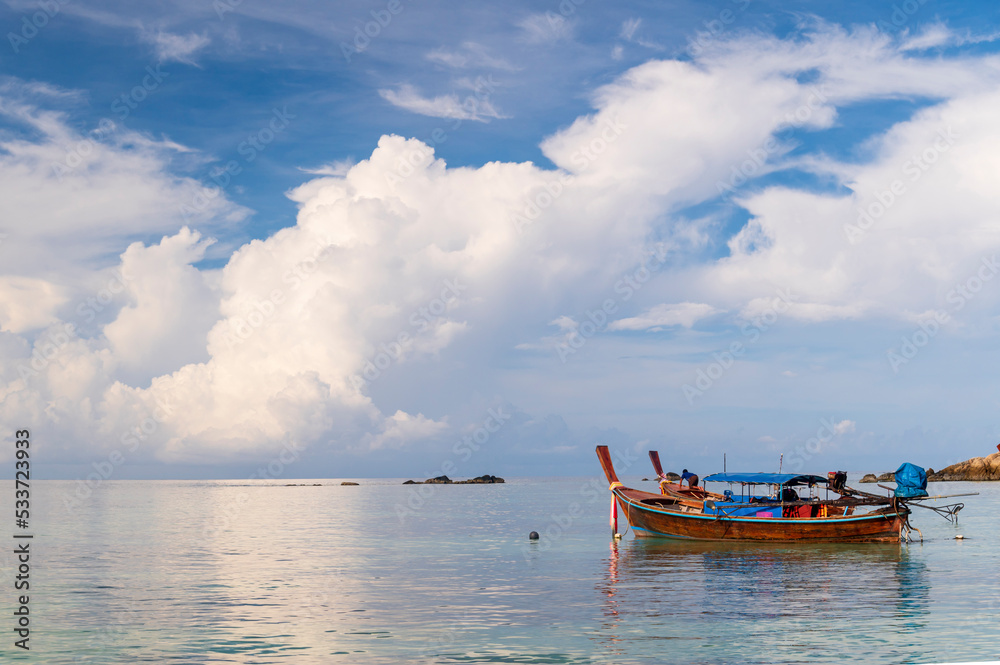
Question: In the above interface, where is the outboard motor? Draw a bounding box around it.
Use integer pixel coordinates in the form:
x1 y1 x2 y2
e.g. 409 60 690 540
827 471 847 491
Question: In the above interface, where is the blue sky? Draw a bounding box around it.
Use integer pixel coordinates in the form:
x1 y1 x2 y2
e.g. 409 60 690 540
3 0 1000 480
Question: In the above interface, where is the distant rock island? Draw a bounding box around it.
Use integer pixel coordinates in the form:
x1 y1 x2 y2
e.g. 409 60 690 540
403 474 505 485
860 452 1000 483
859 472 895 484
928 452 1000 481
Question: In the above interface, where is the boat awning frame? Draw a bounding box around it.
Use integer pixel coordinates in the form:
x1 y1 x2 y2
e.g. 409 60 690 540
702 472 829 486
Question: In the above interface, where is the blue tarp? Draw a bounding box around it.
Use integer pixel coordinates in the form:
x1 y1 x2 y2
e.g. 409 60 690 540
702 472 828 486
894 462 929 498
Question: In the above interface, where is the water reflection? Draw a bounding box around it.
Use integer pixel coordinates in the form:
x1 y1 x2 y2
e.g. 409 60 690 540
596 538 930 661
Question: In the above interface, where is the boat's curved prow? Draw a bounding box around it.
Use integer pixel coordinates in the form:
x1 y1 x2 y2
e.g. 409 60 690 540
648 450 666 479
596 445 620 485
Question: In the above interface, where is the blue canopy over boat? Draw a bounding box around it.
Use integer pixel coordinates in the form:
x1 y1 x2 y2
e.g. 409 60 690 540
702 472 829 486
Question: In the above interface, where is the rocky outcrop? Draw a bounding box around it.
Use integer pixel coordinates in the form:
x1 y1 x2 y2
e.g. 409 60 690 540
664 472 680 481
464 474 504 484
402 475 505 484
425 475 452 484
340 481 359 486
859 472 894 483
928 453 1000 481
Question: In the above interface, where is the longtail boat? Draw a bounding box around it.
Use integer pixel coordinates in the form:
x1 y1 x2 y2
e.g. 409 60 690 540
648 450 720 502
597 446 972 543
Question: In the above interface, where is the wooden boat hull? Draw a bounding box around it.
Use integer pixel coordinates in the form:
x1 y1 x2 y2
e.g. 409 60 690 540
598 446 907 543
614 488 906 543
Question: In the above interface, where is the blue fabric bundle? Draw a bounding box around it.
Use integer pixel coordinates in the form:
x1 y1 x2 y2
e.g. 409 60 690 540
894 462 929 498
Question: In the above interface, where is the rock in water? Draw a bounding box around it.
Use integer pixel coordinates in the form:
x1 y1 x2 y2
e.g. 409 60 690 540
664 472 680 481
402 480 418 484
463 474 505 484
341 481 359 486
928 453 1000 481
859 474 878 483
424 475 453 484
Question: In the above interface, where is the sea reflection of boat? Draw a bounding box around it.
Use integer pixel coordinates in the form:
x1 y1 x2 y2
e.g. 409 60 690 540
599 446 912 542
596 537 930 658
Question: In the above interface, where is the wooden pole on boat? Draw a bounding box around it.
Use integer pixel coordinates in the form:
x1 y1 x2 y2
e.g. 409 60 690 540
724 453 726 473
610 496 618 538
778 453 783 474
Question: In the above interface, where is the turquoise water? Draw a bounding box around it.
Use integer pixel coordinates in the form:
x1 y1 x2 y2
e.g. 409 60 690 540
0 475 997 664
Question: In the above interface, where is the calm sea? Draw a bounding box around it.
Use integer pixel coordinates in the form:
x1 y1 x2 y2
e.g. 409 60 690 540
1 475 998 664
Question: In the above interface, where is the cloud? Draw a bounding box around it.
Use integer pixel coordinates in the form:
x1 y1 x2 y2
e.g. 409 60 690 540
378 84 506 122
362 411 449 450
0 78 248 291
6 23 1000 470
609 303 721 331
901 22 1000 51
620 18 642 41
102 228 220 386
0 277 67 333
518 12 573 43
145 31 210 65
899 23 953 51
298 160 355 176
833 420 856 435
426 42 516 70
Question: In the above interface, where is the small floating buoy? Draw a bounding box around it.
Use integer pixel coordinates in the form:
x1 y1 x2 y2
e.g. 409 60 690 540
528 531 539 540
955 534 965 540
613 533 622 540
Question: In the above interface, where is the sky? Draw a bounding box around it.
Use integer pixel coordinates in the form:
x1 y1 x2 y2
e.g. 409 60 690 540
2 0 1000 480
